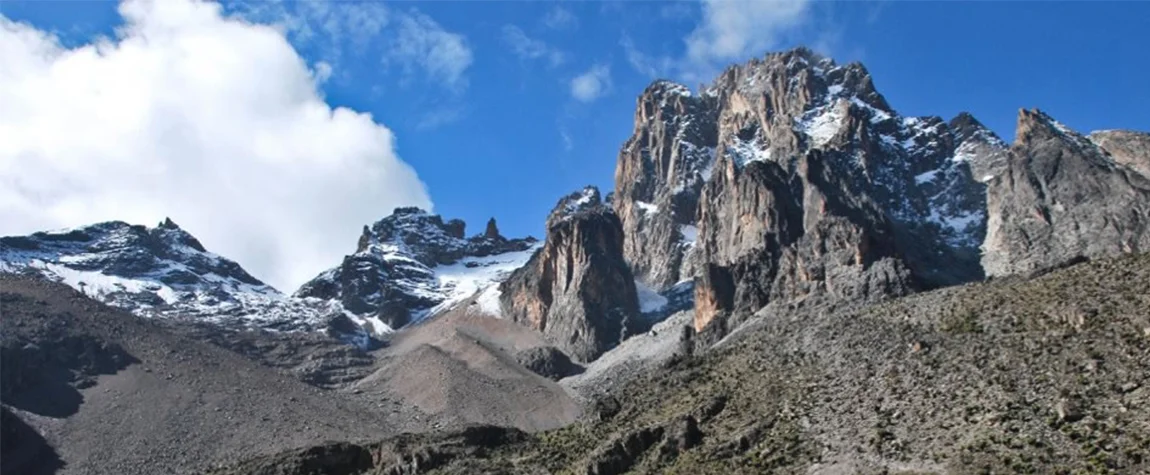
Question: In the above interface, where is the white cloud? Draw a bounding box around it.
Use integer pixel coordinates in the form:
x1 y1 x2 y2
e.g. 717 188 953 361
387 9 473 93
502 25 564 67
620 0 812 82
0 0 433 291
542 6 578 30
684 0 809 73
570 64 611 102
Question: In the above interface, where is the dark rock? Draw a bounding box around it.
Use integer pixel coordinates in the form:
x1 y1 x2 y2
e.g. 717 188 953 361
593 395 622 422
513 346 583 380
499 187 641 363
585 425 665 475
484 218 501 239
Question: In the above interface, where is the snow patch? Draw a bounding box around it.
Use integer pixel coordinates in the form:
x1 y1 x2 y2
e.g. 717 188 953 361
635 201 659 215
797 102 845 148
421 242 542 319
679 225 699 247
915 169 940 185
727 137 773 167
635 280 669 314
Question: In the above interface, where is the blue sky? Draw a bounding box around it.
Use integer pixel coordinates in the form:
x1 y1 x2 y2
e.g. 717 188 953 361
2 0 1148 289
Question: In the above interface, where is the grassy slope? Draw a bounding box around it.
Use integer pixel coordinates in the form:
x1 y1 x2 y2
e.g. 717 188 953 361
430 252 1150 474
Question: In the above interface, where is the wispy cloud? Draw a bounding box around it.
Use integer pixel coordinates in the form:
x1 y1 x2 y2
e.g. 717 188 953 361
416 106 466 130
231 1 472 94
621 33 671 79
570 64 612 102
502 25 565 67
559 127 574 152
388 9 473 93
542 6 578 30
683 0 810 80
619 0 816 84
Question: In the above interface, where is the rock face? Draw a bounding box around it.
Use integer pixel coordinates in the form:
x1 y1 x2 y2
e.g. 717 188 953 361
1089 129 1150 178
295 207 537 332
499 187 641 363
613 81 719 290
614 48 1010 332
982 109 1150 277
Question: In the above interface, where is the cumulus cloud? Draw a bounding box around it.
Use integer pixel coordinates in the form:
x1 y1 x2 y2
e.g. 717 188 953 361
542 6 578 30
0 0 433 290
570 64 611 102
502 25 565 67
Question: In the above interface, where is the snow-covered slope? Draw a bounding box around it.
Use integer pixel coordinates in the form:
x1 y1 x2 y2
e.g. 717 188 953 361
0 212 543 348
0 219 340 333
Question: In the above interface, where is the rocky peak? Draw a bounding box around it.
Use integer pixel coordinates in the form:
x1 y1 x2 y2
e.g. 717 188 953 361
548 186 603 225
982 110 1150 277
0 220 355 341
1014 108 1096 150
613 48 1021 337
500 188 641 362
295 208 538 333
484 218 501 240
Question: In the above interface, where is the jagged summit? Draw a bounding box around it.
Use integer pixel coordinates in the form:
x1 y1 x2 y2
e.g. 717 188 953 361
614 47 1007 292
295 208 539 332
546 186 606 227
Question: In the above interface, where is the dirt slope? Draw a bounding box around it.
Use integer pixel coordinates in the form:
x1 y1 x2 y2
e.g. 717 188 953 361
0 275 426 475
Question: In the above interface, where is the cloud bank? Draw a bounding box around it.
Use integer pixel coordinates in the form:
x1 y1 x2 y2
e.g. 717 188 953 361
0 0 433 291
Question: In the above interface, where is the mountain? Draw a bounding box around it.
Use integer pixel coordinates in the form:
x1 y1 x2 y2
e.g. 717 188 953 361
206 250 1150 475
294 207 539 333
0 219 343 333
611 47 1150 341
0 210 543 349
4 46 1150 475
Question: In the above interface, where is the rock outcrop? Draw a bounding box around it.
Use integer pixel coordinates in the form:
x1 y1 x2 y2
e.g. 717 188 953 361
982 109 1150 277
499 187 641 363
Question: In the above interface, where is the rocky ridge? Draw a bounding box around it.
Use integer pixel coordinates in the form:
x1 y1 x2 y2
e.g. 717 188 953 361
295 207 538 333
0 219 349 336
0 209 541 349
